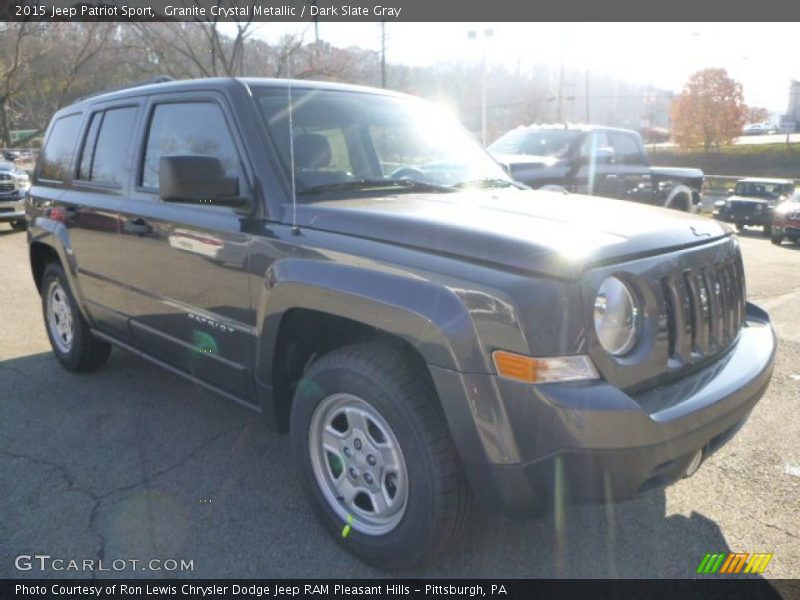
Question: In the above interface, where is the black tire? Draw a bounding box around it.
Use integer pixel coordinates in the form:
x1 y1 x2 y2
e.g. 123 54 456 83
290 342 472 570
10 220 26 231
763 224 772 237
41 262 111 372
771 233 783 245
735 224 745 232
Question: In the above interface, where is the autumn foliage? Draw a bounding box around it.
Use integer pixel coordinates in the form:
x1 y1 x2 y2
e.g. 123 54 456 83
671 68 747 151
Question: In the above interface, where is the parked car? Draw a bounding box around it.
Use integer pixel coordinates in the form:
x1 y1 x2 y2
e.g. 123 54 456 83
0 159 30 230
3 149 22 161
771 191 800 245
488 124 704 212
28 77 776 569
715 178 794 236
742 122 777 136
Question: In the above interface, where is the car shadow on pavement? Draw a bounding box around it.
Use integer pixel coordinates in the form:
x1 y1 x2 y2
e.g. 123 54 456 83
0 349 785 589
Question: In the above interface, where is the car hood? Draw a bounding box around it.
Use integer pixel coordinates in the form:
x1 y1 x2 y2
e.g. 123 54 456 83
490 153 561 168
287 189 731 279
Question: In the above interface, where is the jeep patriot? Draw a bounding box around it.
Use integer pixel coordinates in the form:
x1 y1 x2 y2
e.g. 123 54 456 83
27 77 776 569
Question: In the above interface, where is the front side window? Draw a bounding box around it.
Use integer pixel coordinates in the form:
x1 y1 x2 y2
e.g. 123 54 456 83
608 132 644 165
142 102 240 190
489 128 580 158
39 114 82 181
579 131 612 158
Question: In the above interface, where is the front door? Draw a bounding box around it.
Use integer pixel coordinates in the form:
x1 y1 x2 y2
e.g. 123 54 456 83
117 94 256 401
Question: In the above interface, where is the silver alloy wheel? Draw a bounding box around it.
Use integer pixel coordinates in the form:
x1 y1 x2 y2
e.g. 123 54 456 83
309 393 408 536
46 280 74 354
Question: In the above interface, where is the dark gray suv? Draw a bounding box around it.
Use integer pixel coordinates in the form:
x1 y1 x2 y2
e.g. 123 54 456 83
27 77 776 569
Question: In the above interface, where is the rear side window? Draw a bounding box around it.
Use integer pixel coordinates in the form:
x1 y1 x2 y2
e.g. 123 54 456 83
78 106 137 186
141 102 240 190
39 114 82 181
609 132 644 165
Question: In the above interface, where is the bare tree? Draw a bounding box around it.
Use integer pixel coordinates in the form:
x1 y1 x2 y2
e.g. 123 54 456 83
0 23 47 146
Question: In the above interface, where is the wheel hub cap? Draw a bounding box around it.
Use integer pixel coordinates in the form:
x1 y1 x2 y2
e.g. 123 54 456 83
47 281 74 354
309 393 408 536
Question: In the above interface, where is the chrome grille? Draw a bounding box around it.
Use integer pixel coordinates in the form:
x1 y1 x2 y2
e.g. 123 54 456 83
0 173 13 193
661 255 745 365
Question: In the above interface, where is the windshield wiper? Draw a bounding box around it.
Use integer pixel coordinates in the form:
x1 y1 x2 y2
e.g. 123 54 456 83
451 177 519 190
298 178 454 195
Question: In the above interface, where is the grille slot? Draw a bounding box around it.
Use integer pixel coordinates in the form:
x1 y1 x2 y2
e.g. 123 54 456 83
661 255 745 366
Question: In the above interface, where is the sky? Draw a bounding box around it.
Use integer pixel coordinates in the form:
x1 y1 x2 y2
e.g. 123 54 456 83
242 22 799 114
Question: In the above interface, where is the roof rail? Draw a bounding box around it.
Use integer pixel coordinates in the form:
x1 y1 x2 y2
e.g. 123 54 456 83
77 76 175 102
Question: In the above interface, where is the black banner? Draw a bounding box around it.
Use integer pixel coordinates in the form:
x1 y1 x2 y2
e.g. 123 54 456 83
4 0 800 22
2 579 798 600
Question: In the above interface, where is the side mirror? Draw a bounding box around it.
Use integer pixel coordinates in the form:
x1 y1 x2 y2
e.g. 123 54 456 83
159 156 250 208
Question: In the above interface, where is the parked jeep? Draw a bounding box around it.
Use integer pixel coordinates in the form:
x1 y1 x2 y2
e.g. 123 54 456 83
27 78 775 569
715 177 795 236
489 124 704 212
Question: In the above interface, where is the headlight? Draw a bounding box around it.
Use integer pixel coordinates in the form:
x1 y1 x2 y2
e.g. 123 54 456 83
593 276 640 356
12 172 30 187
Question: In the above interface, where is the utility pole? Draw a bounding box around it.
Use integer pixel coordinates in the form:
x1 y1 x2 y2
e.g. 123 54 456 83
468 28 493 145
557 23 565 122
381 21 387 88
585 69 590 123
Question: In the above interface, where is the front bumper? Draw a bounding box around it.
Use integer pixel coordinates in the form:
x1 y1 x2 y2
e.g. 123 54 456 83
431 302 775 517
773 221 800 238
716 211 771 227
0 193 25 222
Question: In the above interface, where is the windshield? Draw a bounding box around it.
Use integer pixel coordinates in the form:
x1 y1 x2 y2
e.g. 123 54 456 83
252 86 512 199
488 128 581 157
733 181 793 199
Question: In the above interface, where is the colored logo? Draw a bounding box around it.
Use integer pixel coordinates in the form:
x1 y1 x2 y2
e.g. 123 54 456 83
697 552 773 574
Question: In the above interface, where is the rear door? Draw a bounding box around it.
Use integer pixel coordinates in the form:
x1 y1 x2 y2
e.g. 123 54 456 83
574 131 616 197
606 130 652 203
34 106 138 338
116 93 256 401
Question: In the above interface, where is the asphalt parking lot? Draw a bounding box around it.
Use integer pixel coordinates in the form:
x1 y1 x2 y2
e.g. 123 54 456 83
1 223 798 582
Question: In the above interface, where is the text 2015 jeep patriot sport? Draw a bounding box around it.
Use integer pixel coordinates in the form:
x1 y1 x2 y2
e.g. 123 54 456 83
28 77 776 569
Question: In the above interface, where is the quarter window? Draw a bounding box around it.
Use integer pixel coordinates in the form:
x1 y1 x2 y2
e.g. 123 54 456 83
141 102 241 190
39 114 82 181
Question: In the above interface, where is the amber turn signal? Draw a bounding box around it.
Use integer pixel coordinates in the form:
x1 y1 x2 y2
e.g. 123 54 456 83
492 350 599 384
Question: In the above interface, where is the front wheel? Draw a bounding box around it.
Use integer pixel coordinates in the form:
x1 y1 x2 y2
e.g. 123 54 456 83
41 262 111 371
771 233 783 245
290 343 472 569
735 224 745 232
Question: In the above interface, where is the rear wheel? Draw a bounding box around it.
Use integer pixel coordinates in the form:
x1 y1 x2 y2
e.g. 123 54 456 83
41 262 111 372
290 342 472 569
735 224 745 232
10 220 26 231
771 233 783 245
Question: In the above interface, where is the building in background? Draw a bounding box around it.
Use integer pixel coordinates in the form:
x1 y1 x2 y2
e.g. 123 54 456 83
780 80 800 132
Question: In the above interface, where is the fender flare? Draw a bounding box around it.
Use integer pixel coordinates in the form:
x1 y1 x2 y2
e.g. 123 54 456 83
254 258 489 382
28 219 93 324
663 184 694 212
